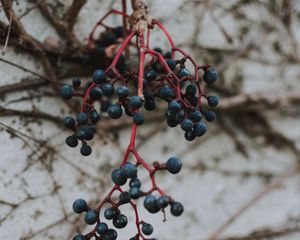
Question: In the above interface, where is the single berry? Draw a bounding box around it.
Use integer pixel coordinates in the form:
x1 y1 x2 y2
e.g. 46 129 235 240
166 59 177 70
89 87 102 100
180 119 193 131
96 222 108 235
92 69 106 84
128 96 143 109
85 209 98 225
186 84 197 96
129 187 140 199
72 78 81 88
133 113 145 125
117 86 129 99
194 123 206 137
60 85 73 100
205 111 216 122
156 195 170 209
170 202 184 216
129 178 141 188
177 68 190 78
90 110 100 123
104 208 118 220
72 199 87 213
107 104 123 119
119 191 131 204
207 95 219 107
176 110 185 123
166 157 182 174
145 69 157 81
190 110 201 122
164 51 172 59
121 162 137 179
144 195 160 213
111 169 127 186
185 130 196 141
142 223 154 235
144 99 156 111
103 229 117 240
203 68 218 84
168 101 181 114
77 112 89 125
80 145 92 156
113 214 128 229
66 135 78 148
73 234 85 240
101 83 114 97
159 85 174 101
167 119 178 127
64 116 75 128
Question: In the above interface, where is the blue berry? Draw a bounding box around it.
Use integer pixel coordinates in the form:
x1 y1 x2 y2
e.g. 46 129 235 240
177 68 190 78
186 84 197 96
119 191 131 204
194 123 206 137
113 214 128 228
176 110 185 123
142 223 153 235
121 162 137 179
101 100 112 112
77 112 89 125
190 110 201 122
107 104 123 119
72 78 81 88
129 187 141 199
111 169 127 186
144 195 159 213
145 69 157 81
85 209 98 225
96 222 108 235
72 199 87 213
101 83 114 97
60 85 73 100
144 98 156 111
166 157 182 174
166 59 177 70
129 178 141 188
185 130 196 141
128 96 143 109
203 68 218 84
92 69 106 84
90 110 100 123
73 234 85 240
64 116 75 128
133 113 144 125
89 87 102 100
117 86 129 99
207 95 219 107
159 85 174 101
104 208 117 220
80 145 92 156
156 195 170 209
66 135 78 148
164 51 172 59
180 119 193 131
168 101 181 114
167 119 178 127
170 202 184 216
103 229 117 240
205 111 216 122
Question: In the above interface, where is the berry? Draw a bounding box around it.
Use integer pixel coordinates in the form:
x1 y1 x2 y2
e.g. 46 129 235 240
142 223 153 235
60 85 73 100
111 169 127 186
72 78 81 88
121 162 137 179
203 68 218 84
167 119 177 127
119 191 131 204
144 98 156 111
156 195 170 209
166 59 177 70
129 187 141 199
96 222 108 235
145 69 157 81
90 110 100 123
66 135 78 148
170 202 184 216
129 178 141 188
190 110 201 122
85 209 98 225
92 69 106 84
64 116 75 128
194 123 206 137
164 51 172 59
186 84 197 96
128 96 143 109
180 119 193 131
168 101 181 114
133 113 145 125
113 214 128 228
144 195 159 213
166 157 182 174
205 111 216 122
103 229 117 240
101 83 114 97
185 130 196 141
107 104 123 119
177 68 190 78
159 85 174 101
207 95 219 107
80 145 92 156
176 110 185 123
73 234 85 240
101 100 112 112
153 47 162 53
89 87 102 100
104 208 117 220
117 86 129 99
77 112 89 125
72 199 87 213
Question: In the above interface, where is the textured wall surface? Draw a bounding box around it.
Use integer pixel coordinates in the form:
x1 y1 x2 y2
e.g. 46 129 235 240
1 1 300 240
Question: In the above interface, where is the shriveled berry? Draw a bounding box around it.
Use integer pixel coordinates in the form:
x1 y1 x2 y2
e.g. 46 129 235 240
85 209 98 225
166 157 182 174
104 208 117 220
92 69 106 83
64 116 75 128
203 68 218 84
96 222 108 235
60 85 73 100
80 145 92 156
170 202 184 216
107 104 123 119
66 135 78 148
72 199 87 213
113 214 128 229
142 223 153 235
111 169 127 186
133 113 144 125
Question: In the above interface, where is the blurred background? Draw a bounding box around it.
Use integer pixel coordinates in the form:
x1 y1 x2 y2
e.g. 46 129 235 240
1 0 300 239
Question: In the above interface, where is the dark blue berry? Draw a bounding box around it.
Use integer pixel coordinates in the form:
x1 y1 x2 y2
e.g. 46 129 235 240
89 87 102 100
66 135 78 148
142 223 153 235
129 187 141 199
190 110 201 122
188 96 198 106
101 100 112 112
101 83 114 97
205 111 216 122
72 199 87 213
111 169 127 186
72 78 81 88
186 84 197 96
107 104 123 119
64 116 75 128
177 68 190 78
80 145 92 156
129 178 141 188
119 191 131 204
113 214 128 228
166 157 182 174
121 162 137 179
153 47 162 53
104 208 118 220
159 85 174 101
128 96 143 109
194 123 206 137
180 119 193 131
176 110 185 123
168 101 181 114
145 69 157 81
77 112 89 125
96 222 108 234
103 229 117 240
144 99 156 111
117 86 129 99
170 202 184 216
133 113 145 125
60 85 73 100
85 209 98 225
90 110 100 123
156 195 170 209
73 234 85 240
166 59 177 70
144 195 160 213
185 130 196 141
167 119 178 127
203 68 218 84
92 69 106 84
164 51 172 59
207 95 219 107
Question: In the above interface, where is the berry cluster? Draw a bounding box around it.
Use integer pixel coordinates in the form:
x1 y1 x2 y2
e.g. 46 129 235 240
59 6 219 240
